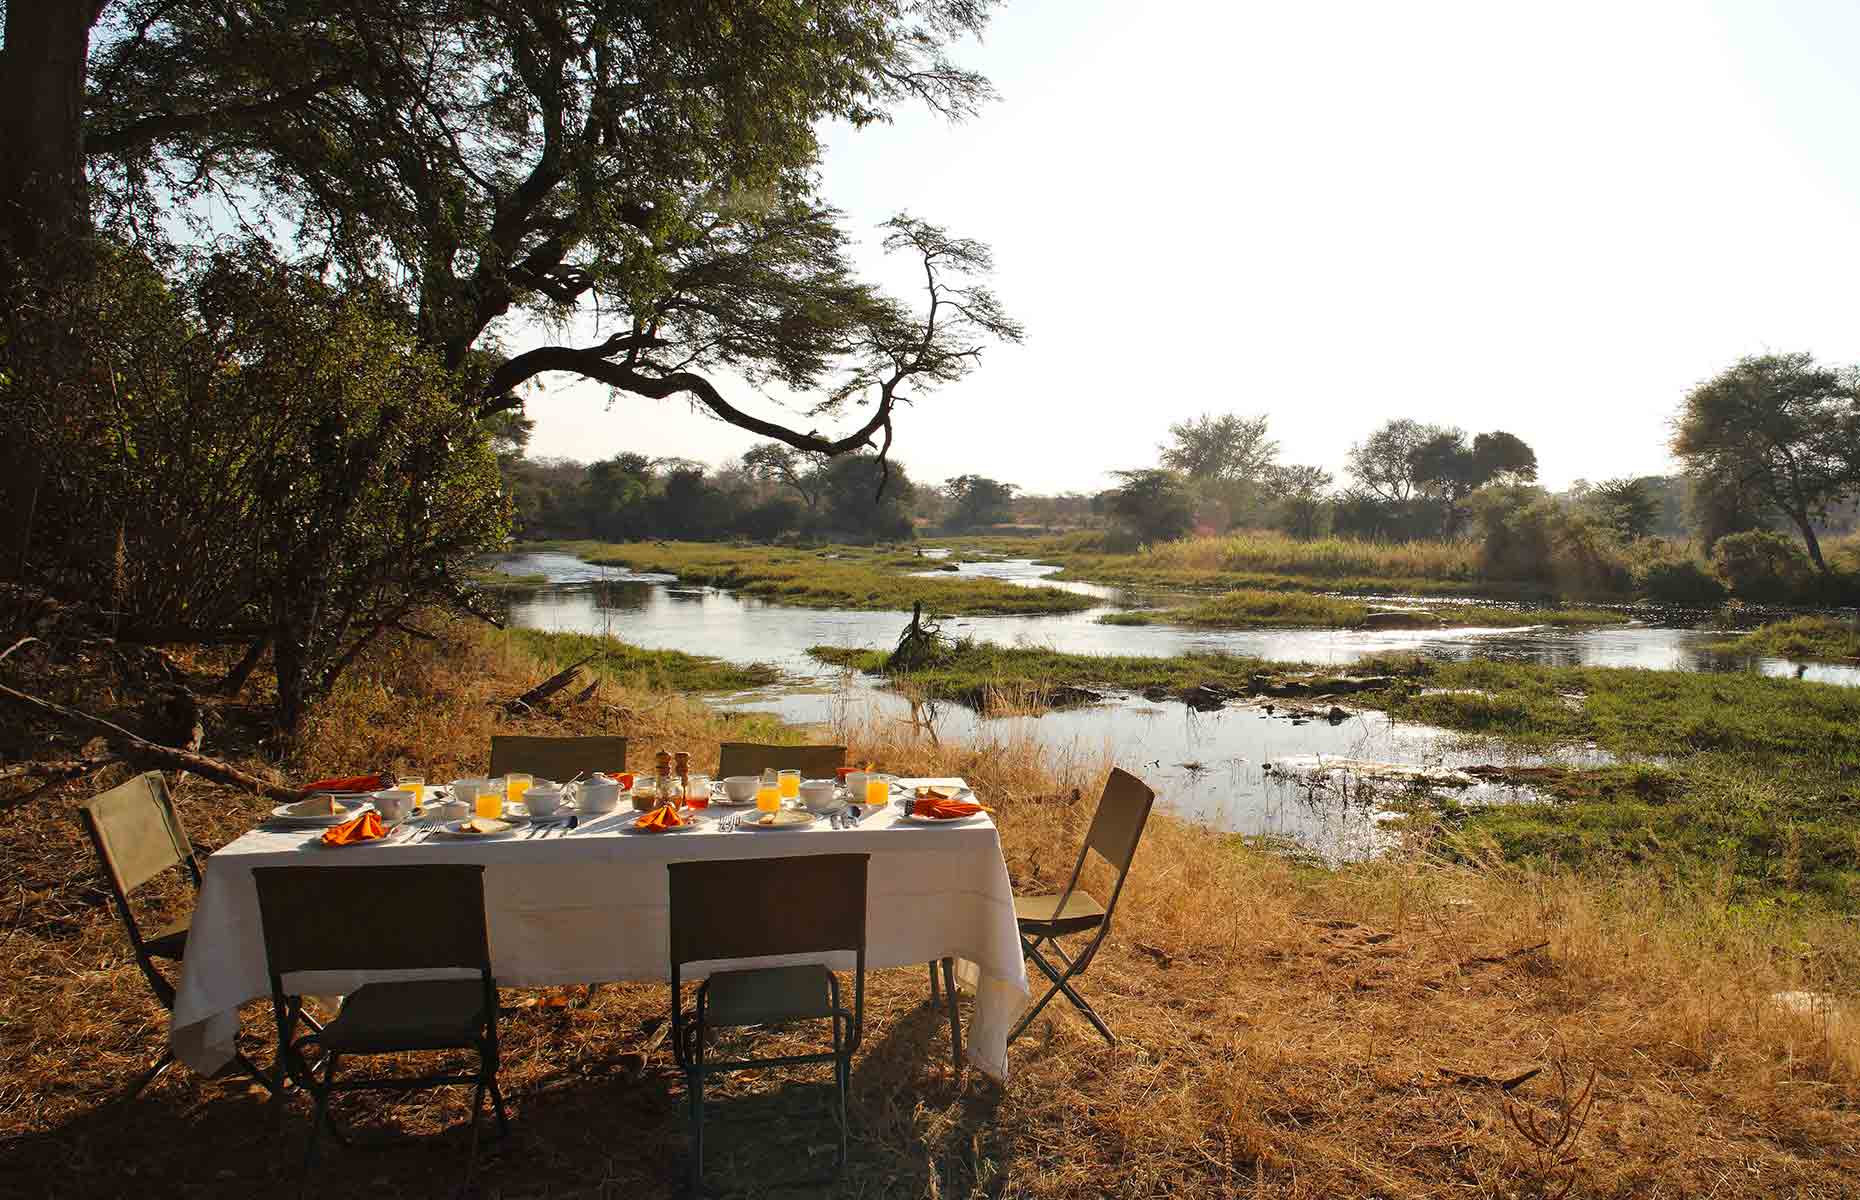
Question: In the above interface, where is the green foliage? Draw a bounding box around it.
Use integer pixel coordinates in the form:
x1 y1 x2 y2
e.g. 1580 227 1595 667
1 240 509 729
942 475 1017 530
1468 485 1629 594
1673 352 1860 571
1630 551 1727 604
1589 477 1661 541
1270 464 1333 540
1106 469 1197 545
1711 530 1812 601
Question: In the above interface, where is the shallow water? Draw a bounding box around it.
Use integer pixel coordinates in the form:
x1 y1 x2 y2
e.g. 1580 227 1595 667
488 549 1855 856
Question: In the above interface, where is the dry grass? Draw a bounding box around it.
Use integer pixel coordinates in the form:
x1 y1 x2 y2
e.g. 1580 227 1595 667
2 622 1858 1197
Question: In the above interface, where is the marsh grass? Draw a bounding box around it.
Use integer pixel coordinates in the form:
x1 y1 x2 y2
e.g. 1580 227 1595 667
1098 591 1624 629
3 623 1859 1197
534 539 1097 615
1714 615 1860 662
506 627 781 692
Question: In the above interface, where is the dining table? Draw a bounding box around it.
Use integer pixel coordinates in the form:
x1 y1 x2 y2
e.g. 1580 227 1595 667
169 778 1030 1082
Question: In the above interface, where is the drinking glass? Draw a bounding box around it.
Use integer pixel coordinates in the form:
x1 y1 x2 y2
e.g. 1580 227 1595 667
476 778 505 820
505 772 532 810
685 773 710 810
400 774 425 808
756 768 781 816
777 769 801 800
864 774 890 806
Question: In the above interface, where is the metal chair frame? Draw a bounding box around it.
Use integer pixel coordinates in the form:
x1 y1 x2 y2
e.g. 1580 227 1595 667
1008 768 1155 1046
253 864 506 1191
78 771 278 1100
668 854 868 1192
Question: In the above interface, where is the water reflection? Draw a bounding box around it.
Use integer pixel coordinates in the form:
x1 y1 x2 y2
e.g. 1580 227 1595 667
487 549 1859 857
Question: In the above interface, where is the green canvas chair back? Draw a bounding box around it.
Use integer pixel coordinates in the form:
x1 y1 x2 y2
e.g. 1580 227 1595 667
488 735 627 781
715 742 845 780
80 771 198 898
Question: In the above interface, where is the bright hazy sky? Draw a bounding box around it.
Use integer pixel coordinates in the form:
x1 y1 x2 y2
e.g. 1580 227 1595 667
522 0 1860 496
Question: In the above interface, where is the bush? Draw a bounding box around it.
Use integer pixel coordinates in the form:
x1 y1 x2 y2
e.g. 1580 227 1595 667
1632 554 1727 604
1711 530 1812 602
1468 485 1630 594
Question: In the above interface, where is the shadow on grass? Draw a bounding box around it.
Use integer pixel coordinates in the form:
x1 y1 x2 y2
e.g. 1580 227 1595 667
0 985 1015 1199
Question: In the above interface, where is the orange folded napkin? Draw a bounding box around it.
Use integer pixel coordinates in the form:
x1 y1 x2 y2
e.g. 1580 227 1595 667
911 797 990 820
321 811 386 846
634 805 686 832
300 774 382 797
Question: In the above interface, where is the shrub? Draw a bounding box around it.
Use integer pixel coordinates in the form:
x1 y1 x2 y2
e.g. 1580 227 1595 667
1468 485 1631 594
1633 555 1727 604
1711 530 1812 602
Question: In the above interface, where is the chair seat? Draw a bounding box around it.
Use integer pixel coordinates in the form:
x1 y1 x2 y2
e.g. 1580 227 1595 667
703 965 835 1027
142 918 190 961
1015 892 1106 937
319 979 488 1053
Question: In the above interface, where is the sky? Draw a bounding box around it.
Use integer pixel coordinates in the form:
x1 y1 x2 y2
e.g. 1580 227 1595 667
521 0 1860 496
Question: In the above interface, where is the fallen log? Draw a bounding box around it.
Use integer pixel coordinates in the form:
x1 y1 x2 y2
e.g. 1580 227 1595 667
504 654 599 714
0 680 298 800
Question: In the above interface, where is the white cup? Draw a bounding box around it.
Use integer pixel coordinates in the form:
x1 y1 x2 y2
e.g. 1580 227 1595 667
798 779 839 812
525 784 565 817
579 778 620 814
371 788 416 824
425 798 468 824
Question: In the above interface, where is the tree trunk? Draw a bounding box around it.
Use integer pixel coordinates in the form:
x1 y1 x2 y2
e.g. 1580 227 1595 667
0 0 98 259
1792 511 1829 574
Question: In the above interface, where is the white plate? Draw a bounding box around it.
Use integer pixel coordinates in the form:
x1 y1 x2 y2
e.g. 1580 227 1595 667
623 809 705 834
708 785 761 807
429 819 520 841
268 800 375 827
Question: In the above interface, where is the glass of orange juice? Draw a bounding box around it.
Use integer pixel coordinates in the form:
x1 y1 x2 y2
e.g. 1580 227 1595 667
400 774 425 808
777 769 800 800
505 773 532 809
864 773 890 807
476 777 505 820
756 768 781 816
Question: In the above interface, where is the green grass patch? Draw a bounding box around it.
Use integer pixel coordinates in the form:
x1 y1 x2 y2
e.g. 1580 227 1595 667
529 540 1095 616
1713 615 1860 662
1098 590 1625 629
509 629 779 693
808 641 1270 697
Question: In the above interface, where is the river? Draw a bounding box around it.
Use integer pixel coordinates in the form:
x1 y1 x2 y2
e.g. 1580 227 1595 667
488 549 1857 859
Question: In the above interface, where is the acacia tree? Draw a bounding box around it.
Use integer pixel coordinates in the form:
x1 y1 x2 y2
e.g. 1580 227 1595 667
943 475 1017 529
1672 353 1860 573
742 445 829 516
4 3 1014 516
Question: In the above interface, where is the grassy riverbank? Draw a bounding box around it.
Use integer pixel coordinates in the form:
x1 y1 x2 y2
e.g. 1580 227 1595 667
816 639 1860 909
506 628 780 692
3 622 1859 1196
532 539 1096 615
1098 590 1624 629
1714 615 1860 662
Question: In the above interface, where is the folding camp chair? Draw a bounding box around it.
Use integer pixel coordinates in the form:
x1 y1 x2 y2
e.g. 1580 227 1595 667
79 771 279 1099
487 734 628 781
1008 767 1155 1046
252 864 505 1190
715 742 846 780
668 853 868 1192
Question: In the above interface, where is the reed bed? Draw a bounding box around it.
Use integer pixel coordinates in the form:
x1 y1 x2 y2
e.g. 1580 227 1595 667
1 623 1857 1197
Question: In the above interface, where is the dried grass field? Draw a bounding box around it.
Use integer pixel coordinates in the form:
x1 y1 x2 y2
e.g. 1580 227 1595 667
2 625 1857 1198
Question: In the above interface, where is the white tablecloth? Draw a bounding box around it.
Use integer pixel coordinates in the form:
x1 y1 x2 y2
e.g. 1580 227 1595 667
171 779 1028 1081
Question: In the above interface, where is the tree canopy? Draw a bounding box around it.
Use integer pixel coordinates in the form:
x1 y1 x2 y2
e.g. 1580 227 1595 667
9 0 1015 462
1672 352 1860 572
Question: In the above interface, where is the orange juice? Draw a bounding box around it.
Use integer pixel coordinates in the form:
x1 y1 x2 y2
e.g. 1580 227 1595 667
475 785 503 820
864 776 889 806
506 773 532 807
778 769 800 800
401 776 425 806
757 769 781 814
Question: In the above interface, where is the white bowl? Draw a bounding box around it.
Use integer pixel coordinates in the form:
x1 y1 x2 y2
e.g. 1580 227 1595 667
797 779 840 812
579 779 621 814
721 775 760 803
525 785 566 816
425 798 468 824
